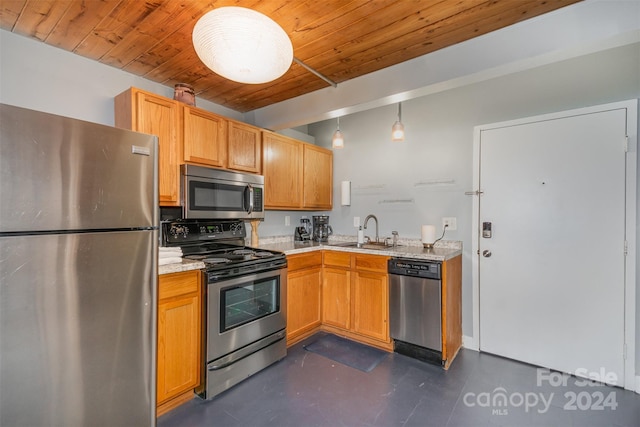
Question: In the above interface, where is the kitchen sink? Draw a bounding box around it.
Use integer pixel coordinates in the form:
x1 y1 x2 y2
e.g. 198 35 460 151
330 241 397 250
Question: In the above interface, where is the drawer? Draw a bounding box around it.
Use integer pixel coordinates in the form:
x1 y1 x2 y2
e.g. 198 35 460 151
323 251 351 268
159 270 201 301
354 254 388 272
287 251 323 271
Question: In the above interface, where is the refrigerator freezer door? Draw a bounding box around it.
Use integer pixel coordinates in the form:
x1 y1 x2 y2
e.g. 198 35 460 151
0 230 157 427
0 104 158 232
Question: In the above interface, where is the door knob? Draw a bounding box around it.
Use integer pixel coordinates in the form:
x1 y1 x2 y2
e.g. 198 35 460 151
482 250 492 258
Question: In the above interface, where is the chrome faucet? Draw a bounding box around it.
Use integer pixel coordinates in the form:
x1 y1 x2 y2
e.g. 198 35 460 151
363 214 379 243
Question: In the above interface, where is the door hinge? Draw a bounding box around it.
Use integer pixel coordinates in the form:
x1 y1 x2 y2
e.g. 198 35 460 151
624 240 628 256
624 136 629 152
465 190 484 196
623 343 627 360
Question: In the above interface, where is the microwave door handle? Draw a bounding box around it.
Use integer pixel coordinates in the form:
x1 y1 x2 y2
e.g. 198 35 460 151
246 184 254 214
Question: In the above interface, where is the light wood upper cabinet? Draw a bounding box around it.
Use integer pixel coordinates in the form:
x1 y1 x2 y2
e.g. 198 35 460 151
157 270 201 410
262 131 333 210
303 144 333 209
115 87 181 206
183 106 227 168
116 87 329 209
263 131 303 209
228 121 262 173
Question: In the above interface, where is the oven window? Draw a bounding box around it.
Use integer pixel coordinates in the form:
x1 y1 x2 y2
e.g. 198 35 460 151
220 277 279 332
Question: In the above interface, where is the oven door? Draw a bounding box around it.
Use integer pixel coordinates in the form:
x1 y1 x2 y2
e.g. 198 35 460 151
183 175 264 220
207 268 286 363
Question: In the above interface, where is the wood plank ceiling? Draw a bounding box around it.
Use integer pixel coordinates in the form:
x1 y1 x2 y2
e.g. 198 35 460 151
1 0 581 113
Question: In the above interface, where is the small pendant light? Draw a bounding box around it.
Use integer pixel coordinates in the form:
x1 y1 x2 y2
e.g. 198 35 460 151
332 117 344 149
391 102 405 142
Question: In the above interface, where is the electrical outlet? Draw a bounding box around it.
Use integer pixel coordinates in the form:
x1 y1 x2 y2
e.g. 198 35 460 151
285 216 290 226
442 217 457 231
353 216 360 227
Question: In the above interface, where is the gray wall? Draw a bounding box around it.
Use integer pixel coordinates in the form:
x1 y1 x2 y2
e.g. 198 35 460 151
308 42 640 371
0 30 244 125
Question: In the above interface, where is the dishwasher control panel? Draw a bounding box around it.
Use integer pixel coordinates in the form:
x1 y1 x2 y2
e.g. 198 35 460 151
388 259 441 279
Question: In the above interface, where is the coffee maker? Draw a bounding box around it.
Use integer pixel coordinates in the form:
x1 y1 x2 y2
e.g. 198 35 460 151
312 215 333 242
294 217 311 242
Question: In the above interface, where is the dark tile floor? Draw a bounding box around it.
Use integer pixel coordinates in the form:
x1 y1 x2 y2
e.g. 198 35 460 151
158 333 640 427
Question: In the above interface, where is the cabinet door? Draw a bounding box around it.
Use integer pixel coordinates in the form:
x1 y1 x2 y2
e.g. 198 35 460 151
263 132 302 209
352 270 389 342
287 268 322 341
322 267 351 330
228 121 262 173
134 91 181 205
157 271 201 405
157 294 200 404
303 144 333 209
183 106 227 168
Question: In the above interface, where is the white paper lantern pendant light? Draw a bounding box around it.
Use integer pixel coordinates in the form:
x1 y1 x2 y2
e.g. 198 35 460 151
193 7 293 84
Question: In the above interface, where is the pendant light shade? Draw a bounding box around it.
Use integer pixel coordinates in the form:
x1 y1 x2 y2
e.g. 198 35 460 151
193 7 293 84
332 117 344 149
391 102 405 142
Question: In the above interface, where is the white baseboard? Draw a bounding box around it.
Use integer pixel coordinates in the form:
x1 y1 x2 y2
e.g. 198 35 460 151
636 375 640 394
462 335 479 351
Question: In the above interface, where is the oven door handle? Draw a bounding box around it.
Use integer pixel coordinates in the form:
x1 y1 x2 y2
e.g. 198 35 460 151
207 329 286 371
246 184 254 215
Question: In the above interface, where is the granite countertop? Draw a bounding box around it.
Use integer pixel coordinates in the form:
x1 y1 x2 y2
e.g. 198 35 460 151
255 235 462 262
158 235 462 274
158 259 205 275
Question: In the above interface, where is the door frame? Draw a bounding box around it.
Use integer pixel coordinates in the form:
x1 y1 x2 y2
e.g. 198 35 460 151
470 100 637 391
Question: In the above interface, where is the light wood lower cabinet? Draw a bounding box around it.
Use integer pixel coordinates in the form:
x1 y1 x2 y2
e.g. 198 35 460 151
352 270 388 342
441 255 463 369
286 252 323 345
284 251 392 349
157 270 202 415
322 251 392 350
285 250 462 361
321 267 351 330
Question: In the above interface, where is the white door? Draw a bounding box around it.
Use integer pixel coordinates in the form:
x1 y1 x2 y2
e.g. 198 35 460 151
477 106 629 385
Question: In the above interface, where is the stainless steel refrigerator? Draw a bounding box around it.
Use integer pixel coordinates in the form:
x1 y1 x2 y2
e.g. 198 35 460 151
0 104 158 426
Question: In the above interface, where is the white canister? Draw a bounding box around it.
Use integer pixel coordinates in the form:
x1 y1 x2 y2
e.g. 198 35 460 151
421 225 436 244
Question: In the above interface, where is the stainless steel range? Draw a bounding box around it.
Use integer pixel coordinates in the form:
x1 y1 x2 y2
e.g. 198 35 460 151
162 219 287 399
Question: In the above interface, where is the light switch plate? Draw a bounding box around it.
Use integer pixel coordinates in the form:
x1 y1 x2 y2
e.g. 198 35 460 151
353 216 360 227
285 216 290 226
442 217 457 231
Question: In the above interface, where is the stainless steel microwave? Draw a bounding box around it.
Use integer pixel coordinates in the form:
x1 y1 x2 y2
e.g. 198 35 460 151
181 164 265 220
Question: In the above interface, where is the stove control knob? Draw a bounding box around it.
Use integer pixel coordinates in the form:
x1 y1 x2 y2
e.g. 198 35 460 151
170 225 189 239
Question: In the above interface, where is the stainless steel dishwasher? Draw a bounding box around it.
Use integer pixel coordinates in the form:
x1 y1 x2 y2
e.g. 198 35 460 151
388 258 443 365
